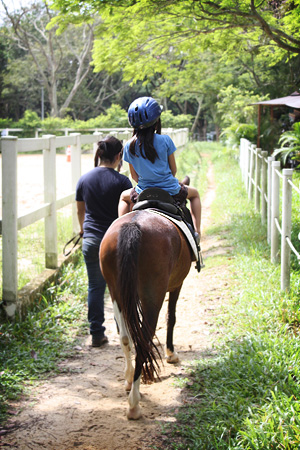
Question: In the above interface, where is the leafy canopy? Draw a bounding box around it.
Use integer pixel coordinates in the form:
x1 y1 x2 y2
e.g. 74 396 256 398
50 0 300 83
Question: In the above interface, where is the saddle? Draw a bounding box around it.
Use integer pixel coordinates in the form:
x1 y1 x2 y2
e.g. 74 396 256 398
132 187 203 272
132 187 181 217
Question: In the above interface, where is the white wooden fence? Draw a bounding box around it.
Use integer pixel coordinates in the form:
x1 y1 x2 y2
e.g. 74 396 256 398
0 128 189 318
239 138 300 291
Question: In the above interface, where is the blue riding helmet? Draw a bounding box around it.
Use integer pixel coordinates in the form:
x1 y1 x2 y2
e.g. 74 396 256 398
128 97 162 129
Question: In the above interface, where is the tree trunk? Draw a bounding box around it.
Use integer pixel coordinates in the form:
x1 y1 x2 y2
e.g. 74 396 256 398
59 24 94 116
191 97 203 135
215 124 221 141
162 97 168 111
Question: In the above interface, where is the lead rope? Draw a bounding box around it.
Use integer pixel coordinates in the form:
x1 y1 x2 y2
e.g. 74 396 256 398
63 232 83 257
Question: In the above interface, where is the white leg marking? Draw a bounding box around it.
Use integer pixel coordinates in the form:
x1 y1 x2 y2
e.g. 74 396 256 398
127 376 142 420
166 347 179 364
113 301 134 390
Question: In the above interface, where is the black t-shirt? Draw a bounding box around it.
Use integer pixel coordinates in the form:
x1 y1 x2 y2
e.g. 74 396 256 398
75 167 132 239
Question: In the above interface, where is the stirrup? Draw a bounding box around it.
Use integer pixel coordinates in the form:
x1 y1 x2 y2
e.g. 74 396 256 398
195 241 205 272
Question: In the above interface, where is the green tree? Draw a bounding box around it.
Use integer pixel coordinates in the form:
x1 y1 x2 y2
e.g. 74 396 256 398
49 0 300 137
51 0 300 74
0 1 150 121
1 0 96 117
153 51 234 137
0 31 9 119
217 85 267 127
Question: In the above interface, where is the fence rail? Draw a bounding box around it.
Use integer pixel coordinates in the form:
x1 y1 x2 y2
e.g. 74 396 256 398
1 128 189 317
239 138 299 291
1 127 190 142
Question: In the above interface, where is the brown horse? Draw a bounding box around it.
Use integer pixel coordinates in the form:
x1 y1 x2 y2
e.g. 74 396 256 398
99 209 192 419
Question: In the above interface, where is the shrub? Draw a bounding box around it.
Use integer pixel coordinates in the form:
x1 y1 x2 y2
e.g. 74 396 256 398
0 118 13 129
221 123 257 151
16 110 41 130
85 104 128 128
11 105 193 135
42 116 74 132
273 122 300 168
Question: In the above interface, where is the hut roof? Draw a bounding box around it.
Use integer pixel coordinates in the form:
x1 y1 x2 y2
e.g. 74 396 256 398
253 91 300 109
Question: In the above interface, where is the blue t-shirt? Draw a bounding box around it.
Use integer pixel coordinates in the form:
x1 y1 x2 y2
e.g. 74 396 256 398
76 167 132 239
123 133 181 195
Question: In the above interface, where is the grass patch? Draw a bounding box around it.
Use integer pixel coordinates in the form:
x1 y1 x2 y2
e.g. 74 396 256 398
0 254 88 424
156 144 300 450
176 141 209 197
203 255 231 269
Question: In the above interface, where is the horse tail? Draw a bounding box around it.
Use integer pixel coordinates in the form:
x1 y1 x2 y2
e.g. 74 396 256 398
117 220 161 383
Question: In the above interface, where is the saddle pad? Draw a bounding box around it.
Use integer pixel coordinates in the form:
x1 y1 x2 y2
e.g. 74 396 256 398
149 209 199 262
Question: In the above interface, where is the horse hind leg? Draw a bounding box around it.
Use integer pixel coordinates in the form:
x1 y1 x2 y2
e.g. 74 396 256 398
113 301 142 419
127 375 142 420
166 287 181 364
127 327 158 421
127 305 162 420
113 301 134 392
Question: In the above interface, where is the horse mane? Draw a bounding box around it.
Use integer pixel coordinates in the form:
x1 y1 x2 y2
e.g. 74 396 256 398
117 219 162 383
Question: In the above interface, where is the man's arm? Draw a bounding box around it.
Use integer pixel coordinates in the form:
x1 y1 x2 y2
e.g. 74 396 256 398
77 201 85 236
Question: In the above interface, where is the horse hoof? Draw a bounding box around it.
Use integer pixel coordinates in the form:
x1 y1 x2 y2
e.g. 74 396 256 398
166 353 179 364
127 405 142 420
125 380 132 391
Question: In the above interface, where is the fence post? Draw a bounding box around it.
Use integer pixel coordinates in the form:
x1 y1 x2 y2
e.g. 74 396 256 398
245 140 250 190
240 138 246 184
2 137 18 317
70 133 82 235
267 156 275 244
255 148 262 212
248 146 255 200
261 151 268 224
43 135 58 269
93 131 102 157
281 168 293 291
239 139 244 174
271 161 281 263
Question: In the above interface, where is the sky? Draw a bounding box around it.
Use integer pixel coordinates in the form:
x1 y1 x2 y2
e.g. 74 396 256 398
0 0 36 21
1 0 35 10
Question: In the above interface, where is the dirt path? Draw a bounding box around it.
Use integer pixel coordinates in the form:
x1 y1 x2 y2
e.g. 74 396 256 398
1 156 233 450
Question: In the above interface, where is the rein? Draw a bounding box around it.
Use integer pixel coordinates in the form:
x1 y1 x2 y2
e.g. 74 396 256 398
63 233 82 257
